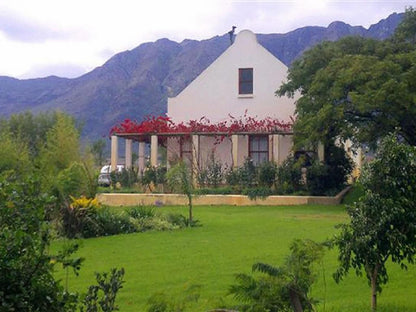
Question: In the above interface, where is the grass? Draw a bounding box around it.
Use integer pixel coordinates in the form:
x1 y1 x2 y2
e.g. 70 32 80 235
53 204 416 311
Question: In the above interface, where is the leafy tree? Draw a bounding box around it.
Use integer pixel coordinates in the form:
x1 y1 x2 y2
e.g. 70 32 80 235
277 7 416 149
333 134 416 311
166 161 195 225
229 239 324 312
0 131 31 177
90 138 107 166
0 111 58 158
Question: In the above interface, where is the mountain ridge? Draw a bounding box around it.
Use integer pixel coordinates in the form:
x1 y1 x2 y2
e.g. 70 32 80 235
0 12 404 141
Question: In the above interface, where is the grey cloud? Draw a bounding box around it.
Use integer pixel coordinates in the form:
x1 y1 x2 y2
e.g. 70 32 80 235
0 11 75 42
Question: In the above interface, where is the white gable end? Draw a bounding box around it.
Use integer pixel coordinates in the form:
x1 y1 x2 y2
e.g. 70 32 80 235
167 30 296 123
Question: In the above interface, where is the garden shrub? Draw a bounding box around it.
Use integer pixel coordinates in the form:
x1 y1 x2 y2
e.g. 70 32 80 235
81 267 125 312
275 156 305 194
87 207 136 237
257 161 277 187
61 196 100 239
142 164 167 191
111 167 141 188
306 144 353 196
242 186 273 200
197 153 224 187
126 206 155 219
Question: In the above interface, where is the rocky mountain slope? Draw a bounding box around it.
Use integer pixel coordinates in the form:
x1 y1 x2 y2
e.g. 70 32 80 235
0 12 403 141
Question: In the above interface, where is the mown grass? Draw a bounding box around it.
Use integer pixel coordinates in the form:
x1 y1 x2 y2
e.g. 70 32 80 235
53 204 416 311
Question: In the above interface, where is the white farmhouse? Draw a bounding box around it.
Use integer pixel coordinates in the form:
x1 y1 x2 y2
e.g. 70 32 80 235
109 30 311 174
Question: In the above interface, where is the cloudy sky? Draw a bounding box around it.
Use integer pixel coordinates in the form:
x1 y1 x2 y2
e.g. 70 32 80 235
0 0 413 79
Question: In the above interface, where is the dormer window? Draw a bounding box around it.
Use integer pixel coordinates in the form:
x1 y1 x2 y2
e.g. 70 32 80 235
239 68 253 95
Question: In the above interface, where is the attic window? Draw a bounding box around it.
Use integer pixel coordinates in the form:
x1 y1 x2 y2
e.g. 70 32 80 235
239 68 253 95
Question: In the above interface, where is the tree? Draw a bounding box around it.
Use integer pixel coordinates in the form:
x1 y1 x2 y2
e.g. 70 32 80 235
90 139 107 166
166 161 195 225
229 239 324 312
277 7 416 149
333 134 416 311
0 111 59 158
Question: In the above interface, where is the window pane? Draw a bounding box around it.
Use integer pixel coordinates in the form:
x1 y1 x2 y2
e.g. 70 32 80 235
259 137 268 150
239 68 253 94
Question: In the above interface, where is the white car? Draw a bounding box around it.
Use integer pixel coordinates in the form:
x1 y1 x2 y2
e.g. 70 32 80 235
100 165 124 173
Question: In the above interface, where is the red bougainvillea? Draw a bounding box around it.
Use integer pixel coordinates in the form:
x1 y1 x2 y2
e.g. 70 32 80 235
110 112 293 137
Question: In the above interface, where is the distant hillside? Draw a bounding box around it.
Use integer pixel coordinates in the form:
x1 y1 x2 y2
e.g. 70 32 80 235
0 12 404 142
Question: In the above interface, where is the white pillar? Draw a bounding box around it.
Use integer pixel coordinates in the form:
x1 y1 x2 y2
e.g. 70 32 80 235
111 135 118 172
125 139 132 169
272 134 280 164
138 141 145 174
192 135 200 183
150 135 158 167
232 134 239 169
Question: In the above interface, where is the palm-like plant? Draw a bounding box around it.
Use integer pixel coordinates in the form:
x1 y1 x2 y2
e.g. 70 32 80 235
229 239 324 312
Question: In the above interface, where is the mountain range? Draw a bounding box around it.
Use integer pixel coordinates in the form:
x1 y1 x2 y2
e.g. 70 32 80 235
0 12 404 143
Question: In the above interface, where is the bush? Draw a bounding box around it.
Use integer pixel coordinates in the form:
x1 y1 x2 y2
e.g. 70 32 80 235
0 175 78 311
275 156 305 194
111 167 140 188
60 196 100 239
142 165 167 190
242 186 273 200
257 161 277 187
307 144 353 196
197 154 225 187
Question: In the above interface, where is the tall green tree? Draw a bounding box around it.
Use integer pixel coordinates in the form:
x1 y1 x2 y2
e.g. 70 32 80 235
1 111 59 158
90 138 107 166
333 134 416 311
277 7 416 149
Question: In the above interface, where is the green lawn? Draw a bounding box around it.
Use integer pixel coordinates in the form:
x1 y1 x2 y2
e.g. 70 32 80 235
53 204 416 311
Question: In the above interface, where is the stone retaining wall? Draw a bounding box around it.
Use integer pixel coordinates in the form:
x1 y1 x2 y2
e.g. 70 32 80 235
97 188 350 207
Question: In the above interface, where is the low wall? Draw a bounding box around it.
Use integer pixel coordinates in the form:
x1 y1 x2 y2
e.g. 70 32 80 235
97 188 350 207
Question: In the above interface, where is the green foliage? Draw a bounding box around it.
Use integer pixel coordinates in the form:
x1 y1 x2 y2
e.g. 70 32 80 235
81 268 125 312
0 175 78 311
306 144 353 196
0 131 31 177
166 161 195 224
229 239 325 312
275 156 305 194
111 167 141 188
57 161 97 199
90 139 107 166
197 153 225 187
142 165 167 190
0 111 58 158
257 161 277 188
333 134 416 311
278 7 416 148
242 186 273 200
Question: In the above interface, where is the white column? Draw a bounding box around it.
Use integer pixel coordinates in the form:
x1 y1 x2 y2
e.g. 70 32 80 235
125 139 132 169
192 135 200 186
150 135 158 167
272 134 280 164
232 134 239 169
111 135 118 172
138 141 145 174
